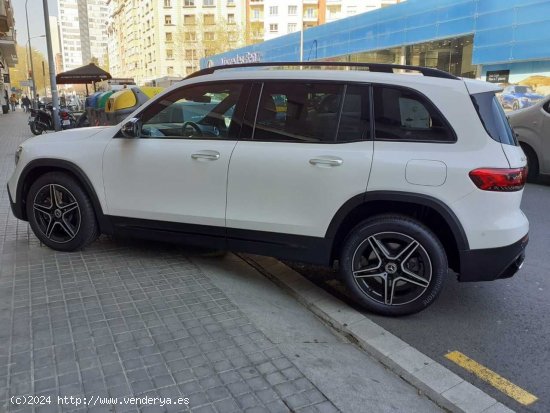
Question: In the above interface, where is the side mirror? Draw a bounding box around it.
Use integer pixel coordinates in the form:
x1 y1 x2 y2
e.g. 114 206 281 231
121 118 141 138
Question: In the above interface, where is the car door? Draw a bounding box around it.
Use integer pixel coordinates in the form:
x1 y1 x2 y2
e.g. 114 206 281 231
225 81 374 254
102 81 247 235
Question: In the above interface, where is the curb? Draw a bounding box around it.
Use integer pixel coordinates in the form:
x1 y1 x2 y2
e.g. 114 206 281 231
237 254 515 413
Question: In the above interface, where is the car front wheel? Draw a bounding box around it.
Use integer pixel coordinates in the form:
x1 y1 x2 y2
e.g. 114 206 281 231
339 215 447 316
26 172 99 251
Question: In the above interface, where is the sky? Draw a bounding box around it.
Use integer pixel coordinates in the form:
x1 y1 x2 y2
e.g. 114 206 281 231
12 0 58 57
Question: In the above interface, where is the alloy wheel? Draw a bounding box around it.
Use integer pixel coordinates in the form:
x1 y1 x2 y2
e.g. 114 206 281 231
351 231 432 306
32 184 81 243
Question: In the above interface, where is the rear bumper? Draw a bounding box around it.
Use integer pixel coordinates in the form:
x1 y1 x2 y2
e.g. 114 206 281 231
458 234 528 282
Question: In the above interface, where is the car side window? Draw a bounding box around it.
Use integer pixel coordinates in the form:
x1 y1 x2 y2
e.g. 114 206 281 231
373 85 456 143
139 82 243 139
337 85 371 142
251 82 344 143
543 100 550 114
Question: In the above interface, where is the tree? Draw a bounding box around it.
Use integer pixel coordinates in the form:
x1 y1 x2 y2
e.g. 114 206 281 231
176 15 246 76
9 45 50 97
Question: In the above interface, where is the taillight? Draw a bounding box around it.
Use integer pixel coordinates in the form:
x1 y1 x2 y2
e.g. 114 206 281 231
469 167 527 191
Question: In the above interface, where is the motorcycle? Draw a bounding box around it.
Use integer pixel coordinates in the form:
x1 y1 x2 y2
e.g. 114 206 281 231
29 105 77 135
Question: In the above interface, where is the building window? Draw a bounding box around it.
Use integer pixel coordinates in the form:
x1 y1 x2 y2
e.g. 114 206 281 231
269 23 278 32
227 13 235 24
184 14 195 25
305 8 315 18
204 32 215 41
203 0 214 6
185 32 196 41
203 14 215 25
166 49 173 59
165 32 173 42
185 49 194 59
184 0 195 6
288 5 297 15
269 6 278 16
288 23 297 32
164 0 171 7
167 66 174 75
227 0 235 6
253 9 260 20
164 15 172 25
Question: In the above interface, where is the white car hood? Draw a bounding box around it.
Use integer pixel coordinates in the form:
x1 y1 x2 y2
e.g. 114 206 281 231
26 126 113 144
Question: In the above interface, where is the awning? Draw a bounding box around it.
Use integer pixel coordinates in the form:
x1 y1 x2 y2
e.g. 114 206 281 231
55 63 112 84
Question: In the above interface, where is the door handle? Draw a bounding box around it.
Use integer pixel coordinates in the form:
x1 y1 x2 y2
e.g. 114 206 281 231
191 151 220 161
309 157 343 167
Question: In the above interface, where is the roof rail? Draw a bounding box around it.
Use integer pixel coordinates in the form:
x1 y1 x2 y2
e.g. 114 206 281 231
185 61 460 80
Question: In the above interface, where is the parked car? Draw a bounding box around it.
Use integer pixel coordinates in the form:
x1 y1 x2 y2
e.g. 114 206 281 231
499 85 544 111
508 95 550 182
8 62 529 316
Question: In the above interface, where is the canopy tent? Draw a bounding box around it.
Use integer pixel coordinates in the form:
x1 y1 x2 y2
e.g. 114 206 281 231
55 63 112 94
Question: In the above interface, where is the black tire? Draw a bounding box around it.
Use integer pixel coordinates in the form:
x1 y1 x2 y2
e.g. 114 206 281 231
75 113 89 128
30 122 43 135
512 100 520 111
339 215 448 316
26 172 99 251
520 144 539 183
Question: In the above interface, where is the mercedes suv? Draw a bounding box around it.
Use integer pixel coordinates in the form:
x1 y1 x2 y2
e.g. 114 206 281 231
8 62 529 315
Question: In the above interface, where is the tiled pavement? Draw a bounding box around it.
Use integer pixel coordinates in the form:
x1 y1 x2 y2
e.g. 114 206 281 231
0 112 339 413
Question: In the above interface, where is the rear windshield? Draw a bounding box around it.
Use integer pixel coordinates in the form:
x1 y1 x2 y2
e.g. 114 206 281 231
471 92 518 146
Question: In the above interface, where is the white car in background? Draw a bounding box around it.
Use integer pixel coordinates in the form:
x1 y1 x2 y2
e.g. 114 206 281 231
508 96 550 182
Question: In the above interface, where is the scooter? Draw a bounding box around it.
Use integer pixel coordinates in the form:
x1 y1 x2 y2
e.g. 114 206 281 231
29 105 77 135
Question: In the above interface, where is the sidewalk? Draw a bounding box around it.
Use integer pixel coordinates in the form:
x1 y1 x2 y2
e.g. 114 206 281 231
0 112 441 412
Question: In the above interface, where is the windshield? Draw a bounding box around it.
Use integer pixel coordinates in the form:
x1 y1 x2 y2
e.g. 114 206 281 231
471 92 518 146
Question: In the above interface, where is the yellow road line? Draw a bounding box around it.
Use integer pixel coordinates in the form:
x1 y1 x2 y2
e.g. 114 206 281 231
445 351 538 406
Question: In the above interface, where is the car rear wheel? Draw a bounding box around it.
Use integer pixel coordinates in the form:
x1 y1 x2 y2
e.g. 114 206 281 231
521 144 539 183
512 100 520 111
339 215 448 316
26 172 99 251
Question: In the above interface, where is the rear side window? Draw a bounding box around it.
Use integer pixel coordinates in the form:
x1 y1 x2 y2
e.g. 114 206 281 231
471 92 517 146
337 85 371 142
373 86 456 143
252 82 344 143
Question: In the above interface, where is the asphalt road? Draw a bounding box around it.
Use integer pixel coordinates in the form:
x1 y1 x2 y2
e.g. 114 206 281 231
288 182 550 413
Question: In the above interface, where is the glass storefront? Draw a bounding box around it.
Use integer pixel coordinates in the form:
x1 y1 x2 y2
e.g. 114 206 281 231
323 35 477 78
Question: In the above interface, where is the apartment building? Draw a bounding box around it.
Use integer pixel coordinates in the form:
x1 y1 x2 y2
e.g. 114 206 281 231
247 0 402 42
49 16 64 74
1 0 17 109
57 0 109 72
107 0 246 84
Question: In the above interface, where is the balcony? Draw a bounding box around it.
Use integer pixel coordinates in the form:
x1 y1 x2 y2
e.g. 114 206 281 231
303 0 318 4
0 0 15 33
249 0 263 4
302 13 318 22
0 32 18 66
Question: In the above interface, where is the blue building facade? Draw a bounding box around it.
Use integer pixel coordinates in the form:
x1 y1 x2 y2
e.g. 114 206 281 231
202 0 550 89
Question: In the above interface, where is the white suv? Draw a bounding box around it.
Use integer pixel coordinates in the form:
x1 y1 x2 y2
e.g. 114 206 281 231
8 62 529 315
